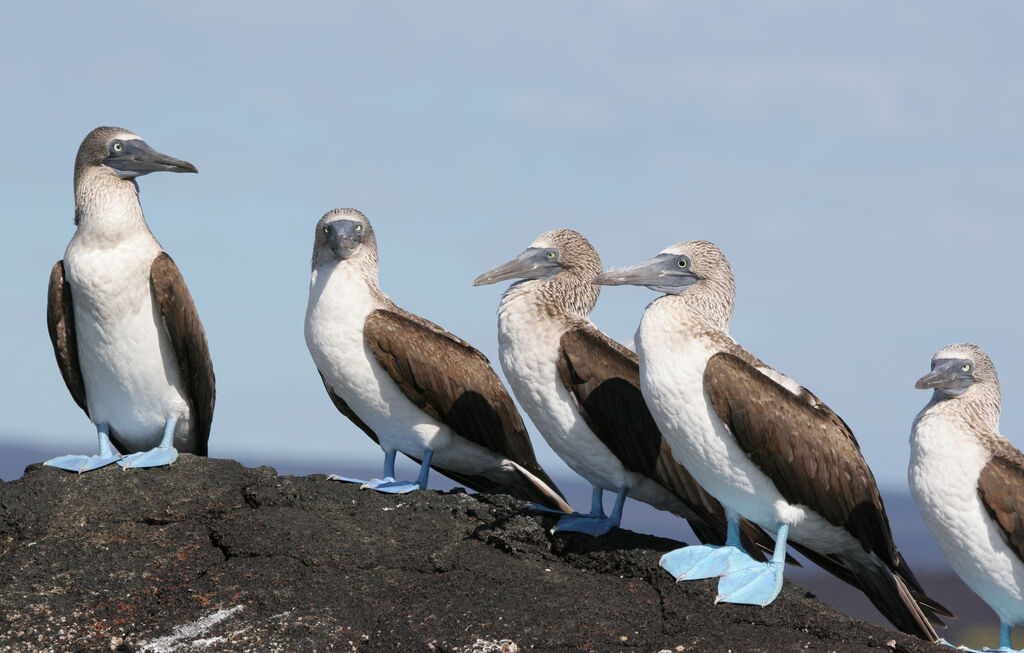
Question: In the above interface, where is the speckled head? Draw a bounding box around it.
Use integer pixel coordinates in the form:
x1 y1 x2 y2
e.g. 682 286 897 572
75 126 197 183
592 239 733 296
916 343 1000 398
311 208 378 269
473 228 601 287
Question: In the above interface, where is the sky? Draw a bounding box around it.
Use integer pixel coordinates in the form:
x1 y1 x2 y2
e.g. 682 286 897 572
1 1 1023 496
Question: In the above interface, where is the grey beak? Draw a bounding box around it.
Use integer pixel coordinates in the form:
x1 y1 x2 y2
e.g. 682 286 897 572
104 140 197 179
915 358 974 396
473 247 563 286
326 219 364 259
592 253 698 295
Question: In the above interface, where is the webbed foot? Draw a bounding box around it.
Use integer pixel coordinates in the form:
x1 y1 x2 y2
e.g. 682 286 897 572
552 515 618 537
660 544 760 580
44 452 121 473
715 559 785 606
366 479 423 494
117 446 178 469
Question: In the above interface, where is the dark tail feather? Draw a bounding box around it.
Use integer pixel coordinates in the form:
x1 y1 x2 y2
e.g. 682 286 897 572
791 541 947 642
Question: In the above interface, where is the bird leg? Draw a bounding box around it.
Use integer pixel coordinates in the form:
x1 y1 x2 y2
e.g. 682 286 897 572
118 417 180 469
330 450 399 487
552 486 628 537
715 522 789 607
365 449 434 494
43 422 121 473
660 514 761 580
975 621 1020 652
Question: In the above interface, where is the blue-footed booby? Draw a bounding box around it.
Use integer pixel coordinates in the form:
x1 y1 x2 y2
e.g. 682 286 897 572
304 209 570 511
593 240 949 641
912 344 1024 652
473 228 778 554
46 126 214 472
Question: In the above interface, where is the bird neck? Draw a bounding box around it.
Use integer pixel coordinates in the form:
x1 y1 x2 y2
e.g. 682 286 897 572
670 278 735 333
917 383 1002 439
73 168 152 246
500 270 598 324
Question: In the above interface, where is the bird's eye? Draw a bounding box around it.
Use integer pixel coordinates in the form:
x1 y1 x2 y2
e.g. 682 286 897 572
962 364 972 372
322 226 329 234
677 258 688 268
355 225 363 232
111 141 124 153
546 251 556 260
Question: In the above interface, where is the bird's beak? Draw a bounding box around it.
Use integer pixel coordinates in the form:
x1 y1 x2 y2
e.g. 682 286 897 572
104 140 197 179
326 219 364 260
592 253 698 294
473 248 563 286
915 358 972 396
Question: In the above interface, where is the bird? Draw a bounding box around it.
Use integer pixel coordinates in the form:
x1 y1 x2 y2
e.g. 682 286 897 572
592 240 950 641
304 208 571 512
472 228 778 555
912 343 1024 652
45 126 214 472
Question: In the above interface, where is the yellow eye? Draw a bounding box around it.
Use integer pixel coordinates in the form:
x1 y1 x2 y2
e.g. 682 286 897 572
546 251 556 260
962 364 971 372
355 225 363 232
112 142 123 152
322 226 329 234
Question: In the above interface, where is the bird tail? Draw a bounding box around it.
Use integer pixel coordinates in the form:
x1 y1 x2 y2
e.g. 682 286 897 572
433 461 572 513
792 542 949 642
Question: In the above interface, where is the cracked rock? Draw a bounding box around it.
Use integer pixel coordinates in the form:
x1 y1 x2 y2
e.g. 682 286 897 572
0 455 946 652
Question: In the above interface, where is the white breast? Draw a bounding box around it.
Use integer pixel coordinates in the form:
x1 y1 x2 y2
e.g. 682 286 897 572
497 293 633 492
636 300 856 552
910 409 1024 624
305 263 509 475
63 232 190 450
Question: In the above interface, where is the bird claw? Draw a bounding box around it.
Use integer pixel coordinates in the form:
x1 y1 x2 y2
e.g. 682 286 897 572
364 480 423 494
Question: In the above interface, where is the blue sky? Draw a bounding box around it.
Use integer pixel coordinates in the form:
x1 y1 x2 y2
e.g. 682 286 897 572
2 1 1023 493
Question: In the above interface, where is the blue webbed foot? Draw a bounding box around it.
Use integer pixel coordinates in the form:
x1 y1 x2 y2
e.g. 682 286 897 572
326 474 398 486
117 446 178 469
660 544 760 580
552 515 617 537
715 559 785 606
366 479 423 494
44 452 121 473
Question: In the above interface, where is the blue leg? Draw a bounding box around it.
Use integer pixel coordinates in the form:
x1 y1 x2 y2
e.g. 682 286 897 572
118 418 179 469
368 449 433 494
329 450 398 486
44 423 121 473
527 484 604 517
553 486 628 537
715 522 789 607
660 513 760 580
977 621 1019 652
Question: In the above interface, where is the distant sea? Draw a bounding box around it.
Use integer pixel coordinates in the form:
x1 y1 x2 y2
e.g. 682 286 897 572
0 442 1000 648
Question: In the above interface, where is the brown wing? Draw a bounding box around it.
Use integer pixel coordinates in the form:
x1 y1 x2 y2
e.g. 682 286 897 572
557 327 780 556
150 253 215 456
364 309 565 503
557 325 661 475
978 453 1024 565
704 352 897 566
47 261 88 415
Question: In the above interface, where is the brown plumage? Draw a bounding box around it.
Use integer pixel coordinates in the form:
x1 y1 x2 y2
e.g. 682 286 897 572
557 325 781 557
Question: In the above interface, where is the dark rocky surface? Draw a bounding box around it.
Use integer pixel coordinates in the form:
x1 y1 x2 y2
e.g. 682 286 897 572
0 456 948 652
